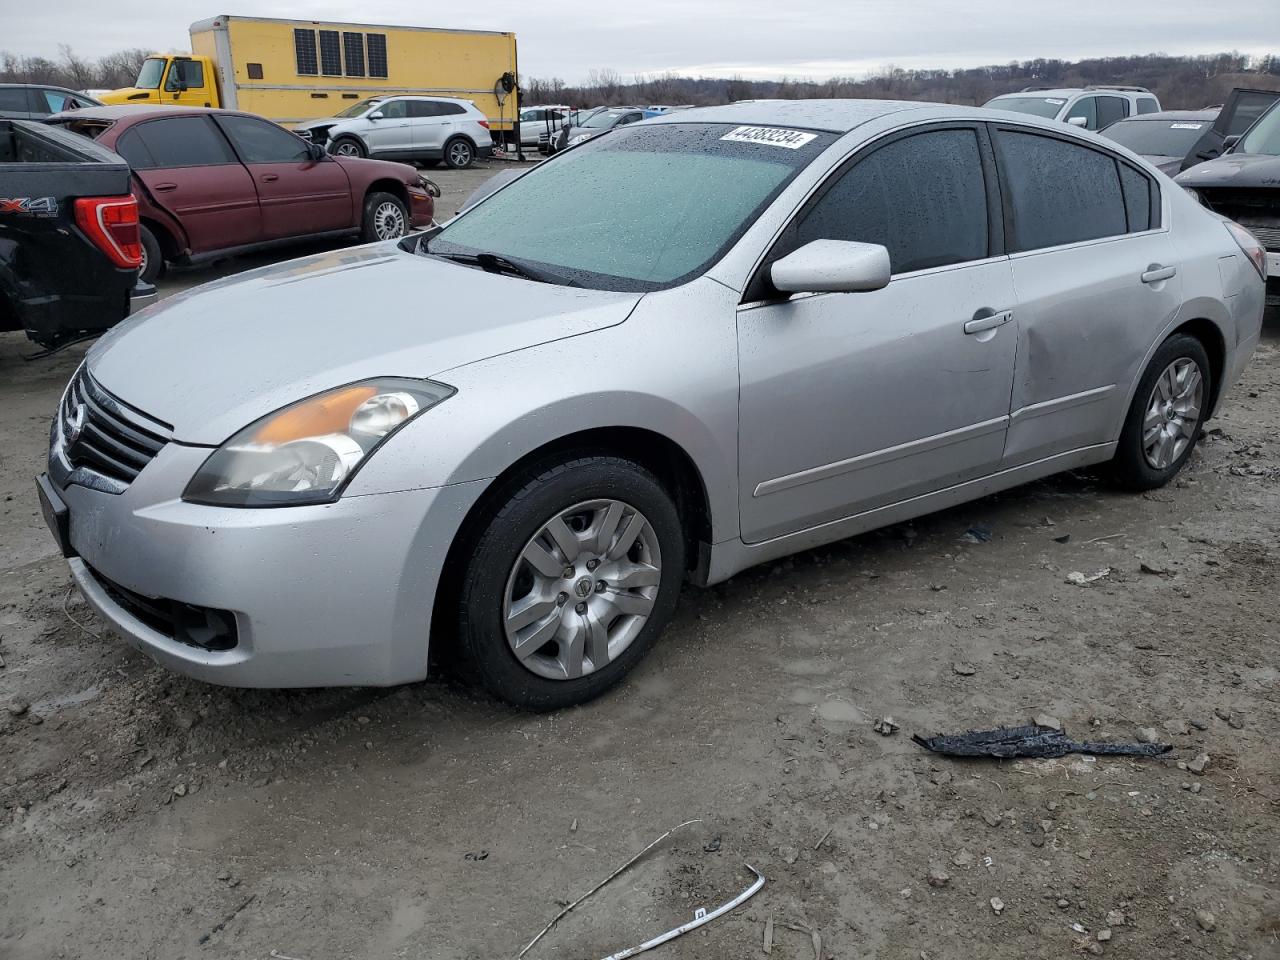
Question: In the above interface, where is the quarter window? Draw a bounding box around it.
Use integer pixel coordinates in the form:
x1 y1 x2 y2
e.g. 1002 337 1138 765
129 116 237 168
1118 163 1156 232
217 115 312 163
796 128 990 274
997 130 1128 251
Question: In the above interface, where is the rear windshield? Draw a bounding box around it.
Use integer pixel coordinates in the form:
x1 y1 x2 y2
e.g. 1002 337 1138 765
1101 118 1208 157
429 122 836 291
984 96 1067 119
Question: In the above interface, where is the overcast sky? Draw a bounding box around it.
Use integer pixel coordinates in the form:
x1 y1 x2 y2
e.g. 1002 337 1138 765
5 0 1274 83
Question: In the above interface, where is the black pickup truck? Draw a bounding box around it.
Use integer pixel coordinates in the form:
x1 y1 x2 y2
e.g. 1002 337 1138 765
0 118 150 349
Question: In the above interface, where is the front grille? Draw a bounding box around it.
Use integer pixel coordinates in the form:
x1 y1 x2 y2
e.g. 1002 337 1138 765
87 565 239 651
1247 225 1280 252
59 367 171 488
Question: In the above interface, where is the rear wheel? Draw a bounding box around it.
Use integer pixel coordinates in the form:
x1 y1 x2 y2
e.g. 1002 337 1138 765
331 137 366 159
138 224 164 284
444 137 474 169
360 192 408 242
1110 333 1211 489
455 456 685 710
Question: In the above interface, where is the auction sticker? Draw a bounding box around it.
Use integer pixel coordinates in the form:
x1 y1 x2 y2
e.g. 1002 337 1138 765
721 126 817 149
1169 122 1204 129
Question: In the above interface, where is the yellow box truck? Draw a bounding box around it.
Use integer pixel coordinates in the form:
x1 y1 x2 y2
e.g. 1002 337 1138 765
100 15 519 130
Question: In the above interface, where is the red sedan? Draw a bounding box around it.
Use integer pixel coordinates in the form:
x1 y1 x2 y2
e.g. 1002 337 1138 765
48 105 437 282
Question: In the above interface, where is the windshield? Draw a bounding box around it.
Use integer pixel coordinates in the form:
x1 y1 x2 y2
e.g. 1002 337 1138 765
335 98 381 119
134 58 166 90
429 123 835 291
1238 101 1280 156
984 96 1067 119
582 111 624 129
1102 118 1209 157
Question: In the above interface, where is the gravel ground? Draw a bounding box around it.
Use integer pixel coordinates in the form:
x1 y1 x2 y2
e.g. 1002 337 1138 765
1 164 1277 959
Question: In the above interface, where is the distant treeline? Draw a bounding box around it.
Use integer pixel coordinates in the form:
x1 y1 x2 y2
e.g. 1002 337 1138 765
526 52 1280 110
0 46 152 90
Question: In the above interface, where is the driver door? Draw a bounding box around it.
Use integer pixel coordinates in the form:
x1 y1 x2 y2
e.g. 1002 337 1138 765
363 98 413 156
737 125 1019 543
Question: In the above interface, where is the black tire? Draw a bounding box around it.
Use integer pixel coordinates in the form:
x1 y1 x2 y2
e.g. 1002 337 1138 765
359 191 409 243
444 136 474 169
330 136 366 159
455 455 685 711
138 224 164 284
1110 333 1212 490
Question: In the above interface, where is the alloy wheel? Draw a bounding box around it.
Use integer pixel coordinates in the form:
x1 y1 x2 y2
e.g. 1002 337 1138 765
372 201 406 240
502 499 662 681
449 141 472 167
1142 358 1203 469
335 141 361 157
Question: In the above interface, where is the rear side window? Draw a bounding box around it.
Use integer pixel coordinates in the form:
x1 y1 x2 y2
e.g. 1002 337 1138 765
797 128 989 274
131 116 237 168
1137 97 1159 115
997 130 1127 250
113 127 156 168
217 115 310 163
0 88 31 113
1095 96 1129 128
408 101 444 118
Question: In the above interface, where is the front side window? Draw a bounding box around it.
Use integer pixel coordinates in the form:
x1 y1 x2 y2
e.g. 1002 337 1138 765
165 59 204 92
1095 96 1129 129
134 57 166 89
1065 97 1098 130
39 89 74 113
1237 101 1280 156
983 96 1068 119
131 116 237 168
997 129 1128 251
795 128 989 274
217 115 311 163
429 123 835 291
376 99 410 119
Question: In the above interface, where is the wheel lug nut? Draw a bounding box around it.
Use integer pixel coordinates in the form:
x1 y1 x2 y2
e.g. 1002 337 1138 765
595 580 607 592
557 593 568 605
586 559 599 571
562 567 575 579
575 602 587 614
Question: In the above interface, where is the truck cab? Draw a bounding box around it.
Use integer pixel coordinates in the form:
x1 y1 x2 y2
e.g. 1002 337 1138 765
100 55 220 109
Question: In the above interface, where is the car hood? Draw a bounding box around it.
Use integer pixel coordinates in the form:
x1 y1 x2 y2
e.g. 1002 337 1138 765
293 116 352 131
87 244 642 444
1176 152 1280 188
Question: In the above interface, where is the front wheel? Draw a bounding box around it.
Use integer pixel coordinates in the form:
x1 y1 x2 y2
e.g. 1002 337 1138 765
330 137 366 159
455 456 685 710
1110 333 1211 489
444 137 474 169
360 192 408 242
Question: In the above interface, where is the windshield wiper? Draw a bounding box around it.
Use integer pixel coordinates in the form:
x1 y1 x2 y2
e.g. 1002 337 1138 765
439 251 577 287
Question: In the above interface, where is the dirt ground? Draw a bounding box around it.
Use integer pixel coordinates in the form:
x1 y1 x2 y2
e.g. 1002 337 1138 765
1 161 1278 960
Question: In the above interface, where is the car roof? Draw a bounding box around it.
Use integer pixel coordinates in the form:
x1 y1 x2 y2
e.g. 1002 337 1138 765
645 99 981 134
0 82 84 92
988 88 1152 99
45 104 282 126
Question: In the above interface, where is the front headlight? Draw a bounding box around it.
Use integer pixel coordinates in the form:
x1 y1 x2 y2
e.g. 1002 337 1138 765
183 378 454 507
570 133 592 145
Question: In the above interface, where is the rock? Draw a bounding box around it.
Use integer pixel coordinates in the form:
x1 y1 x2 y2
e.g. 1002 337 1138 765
952 849 975 868
1057 898 1070 908
570 818 579 833
6 698 29 717
1136 727 1160 744
952 662 976 676
990 896 1005 915
1139 562 1171 576
1195 910 1215 932
1187 754 1210 775
1189 718 1209 731
982 809 1003 827
1034 714 1062 731
929 770 952 786
1086 943 1104 955
703 835 720 852
1106 910 1125 927
1163 719 1190 736
1097 928 1112 942
1066 571 1089 586
872 716 899 736
1190 782 1202 795
172 783 187 797
779 845 799 865
927 864 950 887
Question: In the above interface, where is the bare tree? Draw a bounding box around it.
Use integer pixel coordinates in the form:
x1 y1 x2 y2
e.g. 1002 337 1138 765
58 44 94 90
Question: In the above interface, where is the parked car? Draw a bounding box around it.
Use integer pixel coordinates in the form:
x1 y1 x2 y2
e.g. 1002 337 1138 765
555 107 646 151
38 100 1265 711
983 86 1160 131
292 95 493 168
1177 87 1280 172
1100 109 1218 175
1177 97 1280 283
513 105 570 149
539 107 606 154
0 83 101 119
46 105 438 283
1 118 149 349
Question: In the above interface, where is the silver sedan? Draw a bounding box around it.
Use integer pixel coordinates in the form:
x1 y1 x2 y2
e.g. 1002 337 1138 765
38 100 1267 709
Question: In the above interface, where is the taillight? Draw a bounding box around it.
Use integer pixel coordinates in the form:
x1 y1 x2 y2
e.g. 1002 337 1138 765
1224 220 1266 279
477 119 490 129
73 196 142 270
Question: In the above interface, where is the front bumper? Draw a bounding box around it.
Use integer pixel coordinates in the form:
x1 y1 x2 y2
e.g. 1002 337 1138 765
45 440 488 687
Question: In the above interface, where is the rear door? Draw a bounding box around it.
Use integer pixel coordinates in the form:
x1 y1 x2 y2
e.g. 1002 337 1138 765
114 115 261 252
363 98 413 156
0 88 34 119
1182 88 1280 171
410 101 452 155
214 113 352 239
992 124 1180 466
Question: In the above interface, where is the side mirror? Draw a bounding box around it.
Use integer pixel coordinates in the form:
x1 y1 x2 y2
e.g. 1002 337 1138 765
771 240 891 294
368 111 383 121
306 141 326 162
1222 134 1241 152
1066 116 1088 127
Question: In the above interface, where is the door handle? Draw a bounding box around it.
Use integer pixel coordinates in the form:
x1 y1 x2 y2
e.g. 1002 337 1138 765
153 182 177 192
964 308 1013 335
1141 264 1176 284
260 174 279 182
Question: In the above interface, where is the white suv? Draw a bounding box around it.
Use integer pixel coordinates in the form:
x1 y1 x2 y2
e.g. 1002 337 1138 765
984 86 1161 132
294 96 494 168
